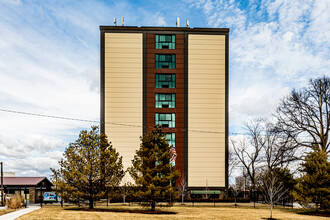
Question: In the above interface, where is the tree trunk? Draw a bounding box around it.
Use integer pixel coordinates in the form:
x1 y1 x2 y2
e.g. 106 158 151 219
253 186 256 208
89 198 94 209
151 201 156 211
270 203 273 219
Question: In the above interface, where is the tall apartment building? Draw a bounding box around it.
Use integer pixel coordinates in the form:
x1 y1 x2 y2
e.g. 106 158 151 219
100 26 229 192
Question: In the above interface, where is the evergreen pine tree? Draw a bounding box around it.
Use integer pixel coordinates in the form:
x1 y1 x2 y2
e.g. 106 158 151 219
51 126 124 209
294 150 330 210
128 126 180 211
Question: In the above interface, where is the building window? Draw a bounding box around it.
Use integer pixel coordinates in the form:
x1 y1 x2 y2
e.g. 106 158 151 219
155 113 175 128
165 133 176 148
155 35 176 49
155 94 175 108
155 54 175 69
155 74 176 88
166 133 176 166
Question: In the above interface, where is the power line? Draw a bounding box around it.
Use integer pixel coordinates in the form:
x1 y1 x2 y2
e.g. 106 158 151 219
0 109 316 137
0 108 316 137
0 108 99 123
0 108 232 134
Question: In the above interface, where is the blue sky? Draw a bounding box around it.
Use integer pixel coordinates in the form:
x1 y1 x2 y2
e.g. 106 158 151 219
0 0 329 177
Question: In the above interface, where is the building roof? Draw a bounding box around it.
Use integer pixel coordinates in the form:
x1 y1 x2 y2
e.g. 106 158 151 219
99 26 230 34
2 177 51 186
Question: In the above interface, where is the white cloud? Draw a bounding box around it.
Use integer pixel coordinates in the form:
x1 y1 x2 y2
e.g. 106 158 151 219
154 13 167 26
0 1 107 177
0 134 62 159
0 0 328 177
188 0 330 130
3 155 62 177
230 78 291 125
0 134 64 177
0 0 179 177
203 0 214 14
0 0 21 6
207 0 246 29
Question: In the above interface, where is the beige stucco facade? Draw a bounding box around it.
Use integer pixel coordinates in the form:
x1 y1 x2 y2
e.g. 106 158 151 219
104 33 143 181
188 34 226 188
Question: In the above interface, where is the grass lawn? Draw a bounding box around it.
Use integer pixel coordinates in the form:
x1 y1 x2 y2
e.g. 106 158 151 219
0 209 15 216
17 203 327 220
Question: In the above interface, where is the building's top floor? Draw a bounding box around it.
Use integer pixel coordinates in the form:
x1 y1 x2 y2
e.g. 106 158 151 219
99 26 229 35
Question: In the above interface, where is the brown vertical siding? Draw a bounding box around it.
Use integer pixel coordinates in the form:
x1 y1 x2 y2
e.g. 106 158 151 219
146 33 185 175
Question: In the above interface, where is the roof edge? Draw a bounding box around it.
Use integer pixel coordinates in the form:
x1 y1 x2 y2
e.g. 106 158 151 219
3 177 53 186
99 26 230 33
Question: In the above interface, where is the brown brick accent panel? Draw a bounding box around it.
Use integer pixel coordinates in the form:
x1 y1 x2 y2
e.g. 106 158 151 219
28 187 35 203
146 33 185 176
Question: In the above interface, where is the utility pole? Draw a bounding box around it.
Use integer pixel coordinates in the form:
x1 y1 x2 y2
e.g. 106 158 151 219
1 162 4 206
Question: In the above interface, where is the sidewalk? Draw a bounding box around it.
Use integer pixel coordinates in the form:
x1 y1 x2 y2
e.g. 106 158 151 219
0 205 40 220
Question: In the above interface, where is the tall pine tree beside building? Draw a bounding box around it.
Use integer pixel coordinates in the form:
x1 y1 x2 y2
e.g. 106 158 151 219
295 150 330 210
51 126 124 209
128 126 180 211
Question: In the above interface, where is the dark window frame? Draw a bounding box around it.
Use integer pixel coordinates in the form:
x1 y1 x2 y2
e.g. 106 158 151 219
155 34 176 49
155 74 176 88
155 54 176 69
155 93 176 108
155 113 176 128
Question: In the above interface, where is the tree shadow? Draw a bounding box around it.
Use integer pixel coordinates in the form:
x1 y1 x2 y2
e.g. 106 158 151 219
64 207 177 214
297 211 330 218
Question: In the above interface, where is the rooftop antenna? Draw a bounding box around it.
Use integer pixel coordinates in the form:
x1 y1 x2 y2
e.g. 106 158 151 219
121 16 124 26
114 17 117 26
186 20 189 27
176 17 180 27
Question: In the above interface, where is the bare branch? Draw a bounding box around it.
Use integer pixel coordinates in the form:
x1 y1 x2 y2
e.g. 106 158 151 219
275 76 330 153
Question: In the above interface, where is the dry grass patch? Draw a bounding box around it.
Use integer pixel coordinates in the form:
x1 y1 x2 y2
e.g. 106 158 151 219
6 195 25 209
0 209 15 216
17 203 327 220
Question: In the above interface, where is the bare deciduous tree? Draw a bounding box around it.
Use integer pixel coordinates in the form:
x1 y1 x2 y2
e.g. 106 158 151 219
119 174 129 204
230 178 243 208
202 179 209 200
178 171 187 204
262 170 288 219
232 120 264 208
275 76 330 153
229 147 239 179
258 120 298 170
